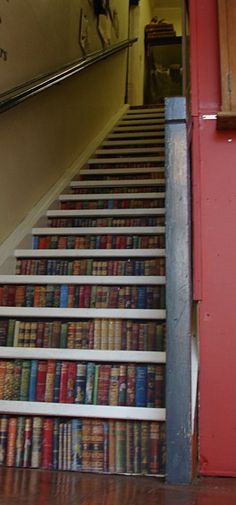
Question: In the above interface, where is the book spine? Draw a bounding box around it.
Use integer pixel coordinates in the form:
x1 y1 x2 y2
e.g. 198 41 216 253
6 417 17 467
31 416 42 468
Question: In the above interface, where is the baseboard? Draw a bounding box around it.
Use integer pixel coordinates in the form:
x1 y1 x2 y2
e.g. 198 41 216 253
0 104 129 273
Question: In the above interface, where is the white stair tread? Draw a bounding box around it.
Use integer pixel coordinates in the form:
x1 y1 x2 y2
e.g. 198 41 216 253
70 179 164 187
102 139 164 146
88 156 164 164
0 307 166 319
113 125 164 132
47 208 165 217
95 147 164 155
0 275 166 285
79 167 164 176
0 348 166 364
59 192 165 201
15 248 166 258
0 401 166 421
32 226 165 235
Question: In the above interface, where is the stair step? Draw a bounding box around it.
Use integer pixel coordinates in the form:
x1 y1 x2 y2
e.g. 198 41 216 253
113 125 164 132
71 179 164 188
0 401 166 421
95 147 164 155
108 132 164 139
0 307 166 320
32 226 165 235
88 156 164 164
0 347 166 364
79 167 164 176
124 113 164 120
102 139 164 146
15 248 166 258
47 209 165 218
60 192 165 201
0 275 166 285
127 107 164 114
119 119 164 126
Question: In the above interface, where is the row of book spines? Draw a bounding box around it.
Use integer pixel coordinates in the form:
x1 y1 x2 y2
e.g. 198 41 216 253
60 199 164 210
71 186 164 195
16 258 165 277
0 416 165 475
0 319 165 351
33 234 165 250
86 162 164 168
0 360 165 407
0 284 165 310
47 217 165 228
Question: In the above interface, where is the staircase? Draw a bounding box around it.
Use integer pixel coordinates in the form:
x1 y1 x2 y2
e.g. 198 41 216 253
0 105 167 475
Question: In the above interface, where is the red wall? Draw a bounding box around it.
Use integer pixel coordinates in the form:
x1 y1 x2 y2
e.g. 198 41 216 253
190 0 236 476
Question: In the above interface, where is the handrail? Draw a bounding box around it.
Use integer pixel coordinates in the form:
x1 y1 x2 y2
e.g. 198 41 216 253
0 38 137 114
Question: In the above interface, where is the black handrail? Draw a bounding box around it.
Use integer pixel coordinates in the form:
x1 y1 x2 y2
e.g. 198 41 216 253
0 38 137 114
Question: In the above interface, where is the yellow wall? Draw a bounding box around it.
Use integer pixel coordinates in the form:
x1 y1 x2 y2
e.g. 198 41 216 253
152 7 182 36
0 50 127 246
128 0 153 104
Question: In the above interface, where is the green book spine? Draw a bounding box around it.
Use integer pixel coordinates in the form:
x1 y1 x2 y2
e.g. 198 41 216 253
6 319 15 347
115 421 127 473
20 361 31 401
93 364 100 405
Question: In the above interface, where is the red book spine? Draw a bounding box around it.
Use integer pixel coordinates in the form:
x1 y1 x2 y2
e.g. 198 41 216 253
42 418 53 469
66 362 77 403
6 417 17 467
97 365 111 405
59 362 68 403
35 361 47 401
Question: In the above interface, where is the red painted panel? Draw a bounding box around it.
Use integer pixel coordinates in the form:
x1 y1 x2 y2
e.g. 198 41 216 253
190 0 236 475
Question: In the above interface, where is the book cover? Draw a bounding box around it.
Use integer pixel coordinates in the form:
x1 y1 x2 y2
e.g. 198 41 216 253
135 366 147 407
91 421 104 473
74 363 86 404
85 363 95 404
31 416 42 468
148 422 160 475
36 361 47 402
15 416 25 467
6 417 17 467
42 418 53 470
23 417 32 468
44 360 56 403
28 360 38 401
115 421 126 474
71 418 82 471
97 364 111 405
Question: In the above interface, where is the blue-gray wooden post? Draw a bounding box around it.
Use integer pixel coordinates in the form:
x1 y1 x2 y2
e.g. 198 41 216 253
165 97 192 484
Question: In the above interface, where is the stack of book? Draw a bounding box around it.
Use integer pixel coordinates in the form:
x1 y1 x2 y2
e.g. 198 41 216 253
0 105 166 476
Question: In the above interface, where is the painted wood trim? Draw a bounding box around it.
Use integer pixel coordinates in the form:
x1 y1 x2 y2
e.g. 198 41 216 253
0 401 166 421
0 275 166 285
15 248 166 258
165 97 192 484
0 347 166 363
0 307 166 319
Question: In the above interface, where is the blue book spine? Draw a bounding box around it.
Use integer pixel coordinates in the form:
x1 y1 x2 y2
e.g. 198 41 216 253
28 360 38 401
137 287 146 309
103 421 109 472
53 361 61 402
32 236 38 249
135 366 147 407
60 285 68 308
85 363 95 404
71 419 82 471
74 363 86 404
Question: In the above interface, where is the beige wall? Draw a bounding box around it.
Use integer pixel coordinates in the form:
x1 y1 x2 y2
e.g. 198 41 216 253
152 7 182 35
128 0 153 105
0 50 127 246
